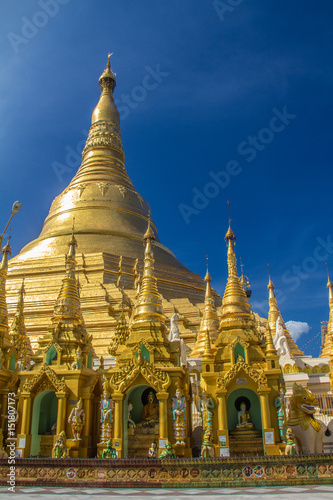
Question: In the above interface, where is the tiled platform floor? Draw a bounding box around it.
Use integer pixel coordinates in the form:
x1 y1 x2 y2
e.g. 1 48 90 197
1 485 333 499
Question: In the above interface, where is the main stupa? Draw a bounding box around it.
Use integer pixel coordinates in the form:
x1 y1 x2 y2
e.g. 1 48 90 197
7 55 219 356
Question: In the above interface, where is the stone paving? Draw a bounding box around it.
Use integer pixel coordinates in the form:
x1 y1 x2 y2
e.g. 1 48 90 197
1 485 333 500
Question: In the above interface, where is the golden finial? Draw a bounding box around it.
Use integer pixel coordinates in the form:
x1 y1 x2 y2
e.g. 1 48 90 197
143 210 155 241
107 51 113 69
227 200 231 225
98 51 116 92
205 255 211 282
240 257 251 292
325 262 332 288
225 201 236 243
267 264 274 290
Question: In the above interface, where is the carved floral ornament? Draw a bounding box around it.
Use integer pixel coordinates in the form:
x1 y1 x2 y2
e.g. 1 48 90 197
229 337 250 349
22 364 67 394
217 358 268 390
108 358 171 394
133 338 155 354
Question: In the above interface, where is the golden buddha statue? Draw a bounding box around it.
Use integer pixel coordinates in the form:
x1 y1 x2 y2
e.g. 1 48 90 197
141 391 159 424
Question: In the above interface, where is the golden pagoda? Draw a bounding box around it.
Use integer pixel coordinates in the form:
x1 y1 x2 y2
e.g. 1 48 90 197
1 55 331 463
7 55 217 359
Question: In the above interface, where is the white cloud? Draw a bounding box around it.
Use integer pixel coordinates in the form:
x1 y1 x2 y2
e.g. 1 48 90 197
285 321 310 342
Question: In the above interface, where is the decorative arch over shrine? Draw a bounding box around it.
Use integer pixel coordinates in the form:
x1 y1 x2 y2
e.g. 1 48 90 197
108 358 171 394
22 364 67 395
217 357 268 390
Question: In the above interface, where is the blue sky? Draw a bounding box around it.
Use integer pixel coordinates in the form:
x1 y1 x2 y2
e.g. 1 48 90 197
1 0 332 357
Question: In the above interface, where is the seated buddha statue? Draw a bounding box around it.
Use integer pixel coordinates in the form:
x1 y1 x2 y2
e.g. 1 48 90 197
237 402 254 429
141 391 159 425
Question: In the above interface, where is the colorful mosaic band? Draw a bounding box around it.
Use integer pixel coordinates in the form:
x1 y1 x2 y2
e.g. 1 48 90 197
1 455 332 488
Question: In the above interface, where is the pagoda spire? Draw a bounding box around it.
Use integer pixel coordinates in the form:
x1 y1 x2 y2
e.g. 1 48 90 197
320 266 333 357
117 215 170 366
0 238 13 350
52 228 82 324
190 260 219 358
10 279 32 357
221 217 251 317
132 214 165 325
267 265 280 326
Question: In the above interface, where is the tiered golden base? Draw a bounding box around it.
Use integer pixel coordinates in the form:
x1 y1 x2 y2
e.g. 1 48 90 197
229 427 264 457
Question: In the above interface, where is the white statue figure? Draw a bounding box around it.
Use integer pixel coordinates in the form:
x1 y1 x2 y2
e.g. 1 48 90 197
68 399 85 441
172 388 187 444
273 316 294 366
168 313 180 342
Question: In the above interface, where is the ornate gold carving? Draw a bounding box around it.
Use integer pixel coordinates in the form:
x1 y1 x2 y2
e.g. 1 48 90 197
133 338 155 354
77 184 87 198
97 182 110 196
22 364 67 394
82 121 124 158
116 185 127 198
217 357 268 390
229 337 250 349
109 358 170 393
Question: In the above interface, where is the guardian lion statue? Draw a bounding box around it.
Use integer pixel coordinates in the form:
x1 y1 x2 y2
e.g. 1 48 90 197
287 383 323 454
